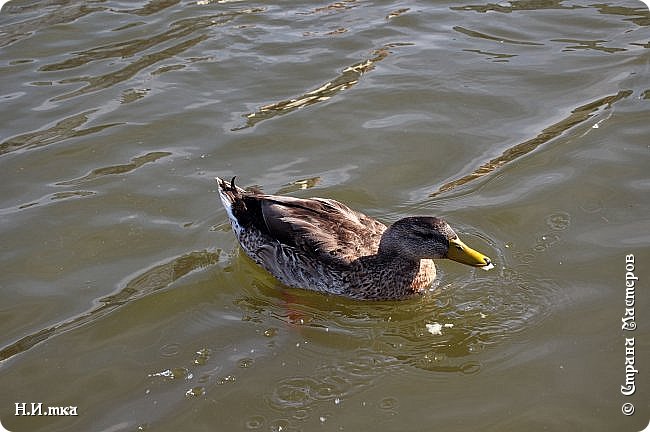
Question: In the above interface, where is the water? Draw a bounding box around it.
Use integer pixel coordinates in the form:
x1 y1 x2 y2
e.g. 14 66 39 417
1 0 649 430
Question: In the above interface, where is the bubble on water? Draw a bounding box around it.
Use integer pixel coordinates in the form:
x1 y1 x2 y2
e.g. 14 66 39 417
185 386 205 397
379 397 398 411
533 233 561 251
193 347 212 365
269 419 297 432
238 358 254 368
545 212 571 231
270 377 314 409
264 328 278 337
148 367 191 381
216 375 236 385
245 415 266 430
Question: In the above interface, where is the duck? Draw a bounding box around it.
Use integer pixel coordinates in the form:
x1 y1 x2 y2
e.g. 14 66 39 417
216 177 493 300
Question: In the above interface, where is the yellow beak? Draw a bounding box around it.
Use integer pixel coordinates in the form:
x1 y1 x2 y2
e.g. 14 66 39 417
446 237 494 270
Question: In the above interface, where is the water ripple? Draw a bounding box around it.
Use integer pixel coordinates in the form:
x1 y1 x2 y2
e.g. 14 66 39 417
0 2 105 48
268 348 399 412
463 48 517 62
0 109 122 157
429 90 633 197
52 34 210 101
230 245 560 428
453 25 544 46
551 38 627 53
0 250 220 362
115 0 182 17
233 43 413 131
40 8 263 73
56 151 172 186
451 0 584 14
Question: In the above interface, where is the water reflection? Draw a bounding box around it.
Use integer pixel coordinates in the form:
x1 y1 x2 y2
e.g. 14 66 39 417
40 8 258 73
0 250 220 361
463 48 517 62
451 0 584 14
276 177 321 194
299 0 359 15
591 3 649 27
56 151 172 186
31 7 264 102
0 1 104 48
453 25 543 46
452 1 648 26
0 109 122 156
115 0 181 16
0 151 173 215
53 35 210 101
234 43 412 130
551 38 627 53
429 90 633 197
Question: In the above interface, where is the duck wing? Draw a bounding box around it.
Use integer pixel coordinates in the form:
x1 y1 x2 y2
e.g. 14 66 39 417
258 195 386 265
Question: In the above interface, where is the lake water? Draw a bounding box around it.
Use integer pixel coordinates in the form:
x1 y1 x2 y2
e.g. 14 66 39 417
1 0 649 431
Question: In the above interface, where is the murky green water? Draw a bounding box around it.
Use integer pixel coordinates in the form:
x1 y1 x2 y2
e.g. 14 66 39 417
1 0 649 431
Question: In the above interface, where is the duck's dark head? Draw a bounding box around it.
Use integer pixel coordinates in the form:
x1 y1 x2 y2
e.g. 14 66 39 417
379 216 494 269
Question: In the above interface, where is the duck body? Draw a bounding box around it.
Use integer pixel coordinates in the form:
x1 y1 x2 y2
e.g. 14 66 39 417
216 177 492 300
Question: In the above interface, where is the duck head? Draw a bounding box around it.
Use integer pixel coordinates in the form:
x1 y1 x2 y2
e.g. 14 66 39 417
379 216 494 269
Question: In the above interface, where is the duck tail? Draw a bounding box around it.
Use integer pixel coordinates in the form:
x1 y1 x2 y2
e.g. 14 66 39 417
216 176 245 223
216 176 246 197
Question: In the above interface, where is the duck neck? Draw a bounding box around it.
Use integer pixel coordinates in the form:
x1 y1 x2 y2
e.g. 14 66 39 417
377 223 420 261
